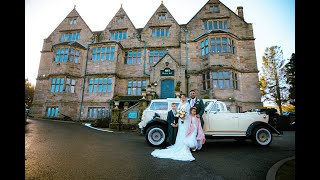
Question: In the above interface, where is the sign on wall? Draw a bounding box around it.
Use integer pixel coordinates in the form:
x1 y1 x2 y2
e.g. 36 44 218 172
128 111 138 119
160 68 174 76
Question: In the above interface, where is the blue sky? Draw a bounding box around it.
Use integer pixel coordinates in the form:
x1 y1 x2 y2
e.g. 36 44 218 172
25 0 295 85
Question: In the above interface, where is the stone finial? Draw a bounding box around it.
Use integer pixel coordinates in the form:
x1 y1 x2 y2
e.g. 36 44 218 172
74 5 76 9
161 0 163 4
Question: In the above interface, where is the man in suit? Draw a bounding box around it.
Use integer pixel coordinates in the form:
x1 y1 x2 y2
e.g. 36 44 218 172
188 89 205 128
167 103 178 146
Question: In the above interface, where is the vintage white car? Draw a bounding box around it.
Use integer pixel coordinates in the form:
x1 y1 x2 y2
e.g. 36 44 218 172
138 98 281 147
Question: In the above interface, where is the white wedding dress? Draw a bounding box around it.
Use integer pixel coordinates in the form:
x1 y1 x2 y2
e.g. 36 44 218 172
151 102 196 161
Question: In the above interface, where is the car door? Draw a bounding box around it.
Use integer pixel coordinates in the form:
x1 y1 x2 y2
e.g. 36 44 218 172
204 102 239 135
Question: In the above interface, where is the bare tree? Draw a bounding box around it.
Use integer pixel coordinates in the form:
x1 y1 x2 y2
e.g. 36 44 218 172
260 46 288 115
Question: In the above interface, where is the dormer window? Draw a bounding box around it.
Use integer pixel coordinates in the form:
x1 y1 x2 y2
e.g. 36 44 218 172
116 17 124 23
158 14 166 20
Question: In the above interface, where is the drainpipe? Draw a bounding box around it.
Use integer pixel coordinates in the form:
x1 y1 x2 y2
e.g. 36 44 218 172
143 41 149 76
78 44 90 121
184 28 190 95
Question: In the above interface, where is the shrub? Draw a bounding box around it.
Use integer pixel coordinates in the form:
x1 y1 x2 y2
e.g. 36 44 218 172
93 117 110 128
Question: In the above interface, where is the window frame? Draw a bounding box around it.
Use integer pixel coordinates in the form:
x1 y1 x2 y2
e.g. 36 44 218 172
60 32 80 41
149 49 167 64
65 78 76 93
151 28 170 37
92 46 115 61
158 13 166 20
211 71 239 90
116 17 124 23
87 107 108 119
203 19 229 30
127 80 147 95
200 36 235 56
124 50 142 64
55 47 80 63
110 31 127 40
46 106 59 117
88 77 113 93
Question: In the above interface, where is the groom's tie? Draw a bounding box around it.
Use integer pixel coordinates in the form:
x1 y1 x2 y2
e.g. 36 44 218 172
192 99 195 107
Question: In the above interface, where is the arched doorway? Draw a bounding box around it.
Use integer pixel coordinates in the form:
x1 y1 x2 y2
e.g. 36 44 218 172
160 79 174 99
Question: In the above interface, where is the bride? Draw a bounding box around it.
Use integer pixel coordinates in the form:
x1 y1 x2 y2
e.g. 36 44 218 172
151 93 196 161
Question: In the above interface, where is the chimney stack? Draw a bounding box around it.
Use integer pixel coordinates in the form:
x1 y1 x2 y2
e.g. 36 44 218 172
236 6 244 20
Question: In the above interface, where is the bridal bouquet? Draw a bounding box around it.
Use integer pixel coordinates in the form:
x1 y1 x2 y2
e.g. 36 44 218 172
175 109 187 123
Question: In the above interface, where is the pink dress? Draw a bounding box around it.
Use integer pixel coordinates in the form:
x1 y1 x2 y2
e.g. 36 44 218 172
186 115 206 150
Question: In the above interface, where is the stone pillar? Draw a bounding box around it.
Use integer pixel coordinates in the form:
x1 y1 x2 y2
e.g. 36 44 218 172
110 108 122 130
139 98 148 120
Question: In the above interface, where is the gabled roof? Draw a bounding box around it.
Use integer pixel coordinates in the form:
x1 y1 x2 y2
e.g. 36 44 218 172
47 7 92 39
104 5 138 33
142 3 180 30
186 0 248 26
52 41 88 50
67 7 93 32
153 52 181 67
192 29 241 41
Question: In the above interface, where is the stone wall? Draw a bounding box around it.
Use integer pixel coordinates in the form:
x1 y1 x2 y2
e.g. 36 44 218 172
31 1 263 121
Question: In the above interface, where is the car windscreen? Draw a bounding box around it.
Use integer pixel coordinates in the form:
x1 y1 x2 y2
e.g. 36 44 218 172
149 102 168 110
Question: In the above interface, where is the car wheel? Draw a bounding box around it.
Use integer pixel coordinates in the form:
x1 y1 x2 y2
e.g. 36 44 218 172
146 125 166 147
252 126 272 146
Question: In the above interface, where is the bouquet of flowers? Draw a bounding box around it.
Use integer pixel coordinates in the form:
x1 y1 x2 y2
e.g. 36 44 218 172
175 109 187 123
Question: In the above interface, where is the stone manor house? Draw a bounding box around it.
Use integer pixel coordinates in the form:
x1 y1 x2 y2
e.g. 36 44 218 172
31 0 263 121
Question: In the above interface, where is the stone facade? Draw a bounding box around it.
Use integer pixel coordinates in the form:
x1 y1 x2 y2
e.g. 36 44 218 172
31 0 263 122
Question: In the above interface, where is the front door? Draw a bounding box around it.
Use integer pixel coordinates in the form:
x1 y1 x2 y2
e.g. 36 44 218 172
161 79 174 99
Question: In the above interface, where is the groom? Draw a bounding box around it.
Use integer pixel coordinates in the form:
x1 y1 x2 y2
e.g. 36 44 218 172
167 103 178 146
188 89 205 128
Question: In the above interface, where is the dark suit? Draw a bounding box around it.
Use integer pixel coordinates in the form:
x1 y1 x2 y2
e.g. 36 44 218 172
167 110 178 146
188 97 205 128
